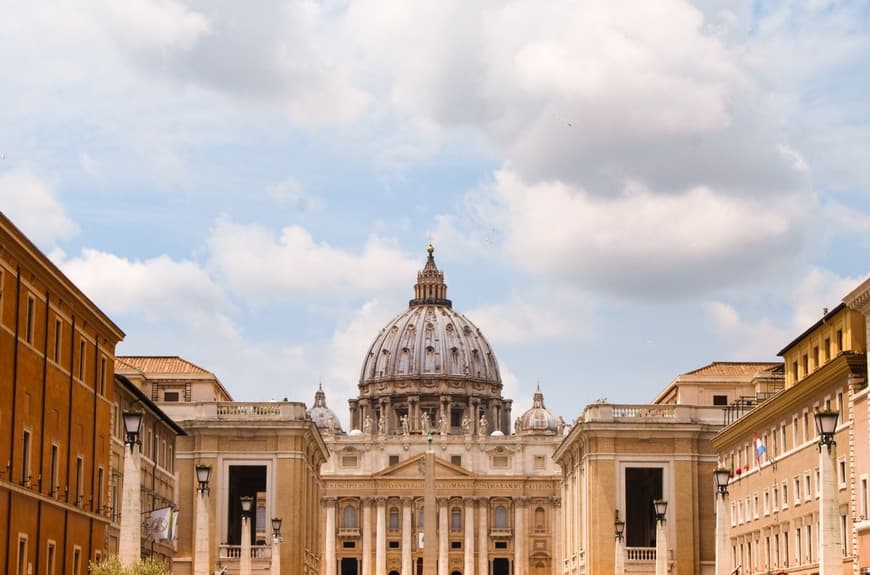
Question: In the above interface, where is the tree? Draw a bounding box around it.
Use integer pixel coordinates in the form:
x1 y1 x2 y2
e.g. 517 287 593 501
89 555 168 575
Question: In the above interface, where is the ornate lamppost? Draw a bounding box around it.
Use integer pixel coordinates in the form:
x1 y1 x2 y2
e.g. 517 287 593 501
270 517 283 575
614 509 626 575
119 410 144 567
240 496 254 575
815 410 841 575
653 499 668 575
193 465 212 575
714 468 731 575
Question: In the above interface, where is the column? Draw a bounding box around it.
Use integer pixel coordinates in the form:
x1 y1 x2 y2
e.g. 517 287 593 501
240 514 252 575
438 497 449 575
325 498 337 575
514 498 527 575
655 519 668 575
615 533 625 575
119 443 141 567
193 490 210 575
376 497 387 575
715 492 729 575
551 496 562 574
401 498 413 575
362 498 373 575
463 498 475 575
478 498 489 575
819 441 842 575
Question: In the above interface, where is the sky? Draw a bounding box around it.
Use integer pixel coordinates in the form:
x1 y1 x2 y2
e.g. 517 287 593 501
2 0 869 426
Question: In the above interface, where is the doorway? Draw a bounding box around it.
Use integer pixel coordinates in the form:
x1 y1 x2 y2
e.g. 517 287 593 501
493 557 510 575
340 557 359 575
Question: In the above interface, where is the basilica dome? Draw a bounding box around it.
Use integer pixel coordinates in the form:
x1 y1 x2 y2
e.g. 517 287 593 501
515 386 563 435
307 385 342 431
359 246 501 388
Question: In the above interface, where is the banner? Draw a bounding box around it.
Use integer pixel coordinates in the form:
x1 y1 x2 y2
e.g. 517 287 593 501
150 506 172 541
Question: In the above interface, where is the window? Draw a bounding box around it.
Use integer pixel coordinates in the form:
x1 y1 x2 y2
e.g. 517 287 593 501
389 507 399 530
534 507 545 531
713 394 728 406
21 430 31 485
78 339 86 380
49 444 59 496
794 477 801 505
801 354 808 375
804 473 812 501
838 459 847 488
824 337 831 361
72 547 81 575
837 391 844 414
803 411 809 443
807 523 813 563
75 456 83 505
841 514 849 555
451 508 462 531
795 527 802 565
791 361 798 382
753 493 759 518
784 530 789 567
17 534 27 575
163 391 179 402
492 455 509 468
96 468 104 511
861 476 869 519
342 505 357 529
99 357 106 395
534 455 546 470
836 329 843 352
764 490 770 515
25 296 35 344
781 423 788 453
388 541 399 549
772 486 779 511
388 455 399 466
494 505 508 529
53 319 62 363
450 455 461 467
450 541 462 549
341 455 358 468
47 541 56 575
812 346 819 368
781 481 788 509
815 468 820 498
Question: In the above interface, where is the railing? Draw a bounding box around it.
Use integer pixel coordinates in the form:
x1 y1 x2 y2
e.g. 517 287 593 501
490 527 512 537
158 401 309 422
217 404 283 417
626 547 656 561
337 528 360 537
581 404 723 425
218 544 272 559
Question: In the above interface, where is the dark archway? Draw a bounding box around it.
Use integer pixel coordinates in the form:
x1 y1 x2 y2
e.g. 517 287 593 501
340 557 359 575
493 557 510 575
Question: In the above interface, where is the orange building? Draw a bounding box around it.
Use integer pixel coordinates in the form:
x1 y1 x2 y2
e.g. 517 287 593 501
0 212 125 575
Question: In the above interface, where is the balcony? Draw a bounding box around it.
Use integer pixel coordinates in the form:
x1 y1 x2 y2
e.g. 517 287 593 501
626 547 656 561
338 527 360 537
217 545 273 575
490 527 512 537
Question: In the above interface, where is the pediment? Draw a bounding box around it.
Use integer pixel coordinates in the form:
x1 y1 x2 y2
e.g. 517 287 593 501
374 453 475 479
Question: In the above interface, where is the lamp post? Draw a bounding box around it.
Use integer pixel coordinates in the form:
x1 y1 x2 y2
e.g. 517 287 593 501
193 465 212 575
653 499 668 575
815 410 841 575
614 510 625 575
714 468 731 575
119 410 143 567
271 517 283 575
240 496 254 575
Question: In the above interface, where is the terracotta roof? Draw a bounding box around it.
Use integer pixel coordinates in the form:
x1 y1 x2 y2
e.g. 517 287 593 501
682 362 781 377
116 356 214 376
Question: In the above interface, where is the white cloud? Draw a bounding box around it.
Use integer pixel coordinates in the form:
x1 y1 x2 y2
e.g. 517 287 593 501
265 178 323 211
207 218 418 304
790 268 869 330
0 172 78 246
61 249 236 335
704 300 788 359
466 300 575 344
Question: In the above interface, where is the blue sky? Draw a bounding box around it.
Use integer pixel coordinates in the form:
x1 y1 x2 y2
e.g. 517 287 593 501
2 0 869 426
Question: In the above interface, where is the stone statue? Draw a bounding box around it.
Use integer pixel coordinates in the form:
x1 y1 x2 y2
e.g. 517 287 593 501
326 416 335 434
421 412 430 435
363 414 372 435
401 414 410 436
439 413 448 436
461 414 472 437
479 413 488 435
377 415 385 436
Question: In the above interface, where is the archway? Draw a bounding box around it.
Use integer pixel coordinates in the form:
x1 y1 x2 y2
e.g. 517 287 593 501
340 557 358 575
493 558 510 575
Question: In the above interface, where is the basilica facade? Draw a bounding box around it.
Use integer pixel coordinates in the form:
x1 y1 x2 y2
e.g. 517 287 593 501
312 247 565 575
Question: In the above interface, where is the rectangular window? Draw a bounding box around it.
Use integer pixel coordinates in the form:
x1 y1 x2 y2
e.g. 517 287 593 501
53 318 62 363
782 481 788 509
25 295 35 344
341 455 358 467
838 459 847 488
450 455 462 466
163 391 180 402
824 337 831 361
764 490 770 515
807 523 813 562
78 339 86 380
21 430 31 486
836 329 843 352
96 467 104 511
75 456 83 505
861 476 869 519
837 391 844 414
801 354 808 375
49 444 59 496
796 527 802 564
624 467 663 547
47 540 56 575
784 530 789 567
492 455 509 468
804 473 812 501
781 423 788 452
803 411 809 443
534 455 546 469
792 361 799 382
73 547 81 575
713 394 728 405
841 514 848 555
794 477 801 505
388 455 399 466
812 346 819 368
17 534 27 575
99 356 106 395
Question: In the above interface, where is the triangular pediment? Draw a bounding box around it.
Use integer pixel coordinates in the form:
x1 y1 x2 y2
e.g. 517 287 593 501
373 453 475 478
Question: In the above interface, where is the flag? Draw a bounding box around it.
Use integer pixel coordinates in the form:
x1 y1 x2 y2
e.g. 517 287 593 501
150 506 172 541
754 434 767 466
169 510 179 541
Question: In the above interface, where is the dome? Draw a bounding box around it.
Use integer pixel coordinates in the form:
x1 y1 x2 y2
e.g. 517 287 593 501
359 246 501 389
515 386 563 435
307 385 342 431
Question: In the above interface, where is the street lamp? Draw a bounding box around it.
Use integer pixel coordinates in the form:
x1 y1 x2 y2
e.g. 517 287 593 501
714 469 731 575
119 410 144 567
653 500 668 575
815 410 839 451
271 517 283 575
240 496 254 575
614 509 626 575
193 465 212 575
815 410 841 575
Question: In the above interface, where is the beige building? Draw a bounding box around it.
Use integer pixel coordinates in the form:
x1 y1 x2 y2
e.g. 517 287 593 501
315 247 564 575
117 356 329 575
554 362 779 575
712 285 869 575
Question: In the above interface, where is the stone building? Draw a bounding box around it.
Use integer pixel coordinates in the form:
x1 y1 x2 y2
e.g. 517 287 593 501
712 281 870 575
316 246 564 575
0 212 125 574
553 362 778 575
117 356 329 575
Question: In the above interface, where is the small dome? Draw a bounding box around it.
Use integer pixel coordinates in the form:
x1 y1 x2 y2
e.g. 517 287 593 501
307 385 342 431
515 386 563 435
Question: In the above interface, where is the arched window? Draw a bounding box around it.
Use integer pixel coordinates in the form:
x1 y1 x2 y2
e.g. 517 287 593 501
343 505 357 529
494 505 508 529
451 507 462 531
417 507 424 529
389 507 400 530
